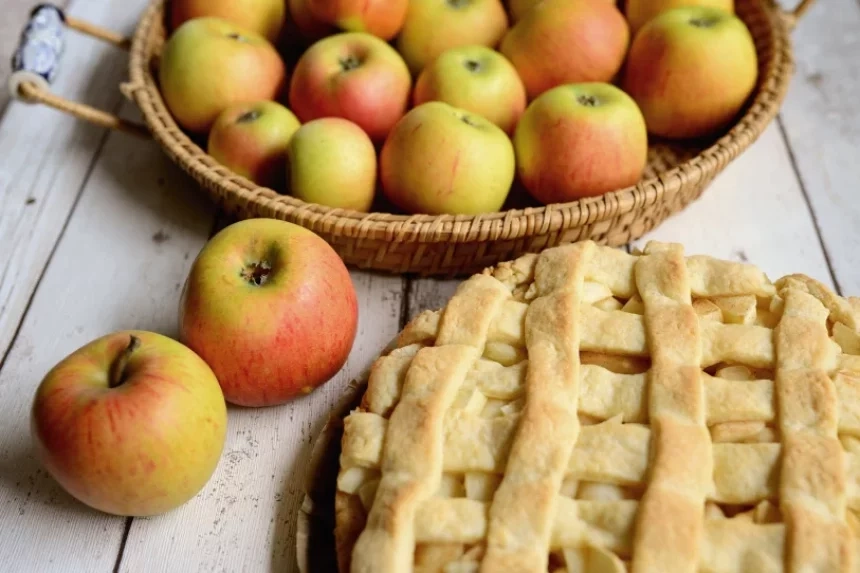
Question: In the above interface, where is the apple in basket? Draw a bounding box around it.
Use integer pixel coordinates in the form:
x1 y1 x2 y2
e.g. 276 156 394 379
287 0 336 42
169 0 287 43
380 101 516 215
306 0 409 40
289 32 411 142
500 0 629 99
396 0 509 75
287 118 377 212
159 17 286 134
30 331 227 516
414 45 527 134
514 82 648 204
208 101 302 190
624 0 735 35
179 219 359 407
622 6 758 140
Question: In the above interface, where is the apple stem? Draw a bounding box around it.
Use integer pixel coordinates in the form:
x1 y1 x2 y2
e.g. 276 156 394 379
109 335 141 389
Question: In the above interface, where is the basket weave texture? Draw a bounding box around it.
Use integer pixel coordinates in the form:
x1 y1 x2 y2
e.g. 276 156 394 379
125 0 795 277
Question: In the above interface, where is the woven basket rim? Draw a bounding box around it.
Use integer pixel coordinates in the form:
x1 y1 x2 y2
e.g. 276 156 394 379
125 0 795 245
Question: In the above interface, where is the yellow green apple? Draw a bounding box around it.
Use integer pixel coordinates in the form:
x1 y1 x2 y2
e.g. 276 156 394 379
307 0 408 40
159 18 286 134
514 82 648 204
396 0 509 75
289 32 411 142
625 0 733 34
169 0 287 43
208 101 301 190
622 6 757 139
414 45 526 134
380 101 515 215
179 219 358 407
31 331 227 517
286 118 377 212
500 0 629 99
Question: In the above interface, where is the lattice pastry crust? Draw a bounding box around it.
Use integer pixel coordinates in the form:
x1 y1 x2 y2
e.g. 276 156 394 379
334 241 860 573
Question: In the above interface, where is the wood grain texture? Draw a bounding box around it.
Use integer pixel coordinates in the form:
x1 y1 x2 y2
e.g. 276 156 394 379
0 0 146 362
637 124 834 289
0 111 215 570
117 270 403 573
777 0 860 294
405 277 459 323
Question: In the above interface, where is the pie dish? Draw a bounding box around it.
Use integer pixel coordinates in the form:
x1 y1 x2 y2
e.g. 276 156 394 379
334 240 860 572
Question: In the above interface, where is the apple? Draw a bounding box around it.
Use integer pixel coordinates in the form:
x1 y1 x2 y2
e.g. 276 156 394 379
287 118 377 212
31 331 227 517
287 0 336 42
396 0 509 75
622 6 758 139
625 0 734 34
514 82 648 204
289 32 411 142
159 18 286 134
208 101 302 190
169 0 287 43
380 101 515 215
500 0 629 99
414 45 526 134
508 0 541 22
179 219 358 407
307 0 408 40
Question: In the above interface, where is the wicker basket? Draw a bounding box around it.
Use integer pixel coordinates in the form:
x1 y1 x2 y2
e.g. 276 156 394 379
12 0 814 276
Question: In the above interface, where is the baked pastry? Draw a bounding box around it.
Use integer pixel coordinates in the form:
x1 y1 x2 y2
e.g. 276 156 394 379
334 240 860 572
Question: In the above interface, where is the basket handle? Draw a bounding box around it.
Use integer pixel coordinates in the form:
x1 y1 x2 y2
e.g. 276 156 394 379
8 4 149 138
782 0 816 29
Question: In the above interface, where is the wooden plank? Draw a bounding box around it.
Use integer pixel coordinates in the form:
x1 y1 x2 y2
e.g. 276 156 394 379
636 123 833 288
406 277 460 322
116 271 404 572
777 0 860 295
0 0 145 361
0 104 215 572
0 0 69 118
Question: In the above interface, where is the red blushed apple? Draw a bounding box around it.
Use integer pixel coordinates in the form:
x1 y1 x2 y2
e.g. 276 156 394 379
514 82 648 204
179 218 359 407
288 32 411 142
307 0 408 40
208 101 302 190
31 331 227 517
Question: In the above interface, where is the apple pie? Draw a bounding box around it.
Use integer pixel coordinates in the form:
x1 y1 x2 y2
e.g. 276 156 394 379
334 240 860 572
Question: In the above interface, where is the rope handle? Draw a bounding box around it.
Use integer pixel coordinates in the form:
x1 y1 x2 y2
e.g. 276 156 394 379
783 0 816 29
8 3 149 138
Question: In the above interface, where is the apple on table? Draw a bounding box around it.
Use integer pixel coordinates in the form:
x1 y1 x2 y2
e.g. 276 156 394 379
169 0 287 43
159 17 286 134
397 0 509 75
289 32 411 142
31 331 227 517
623 5 758 139
179 219 359 408
414 45 527 134
380 101 516 216
514 82 648 204
208 101 302 190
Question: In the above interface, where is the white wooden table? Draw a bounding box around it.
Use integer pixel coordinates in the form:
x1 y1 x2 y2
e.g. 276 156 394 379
0 0 857 571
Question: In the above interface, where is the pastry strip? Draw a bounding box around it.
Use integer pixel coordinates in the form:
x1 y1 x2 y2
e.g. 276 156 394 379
631 242 712 572
481 241 593 572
